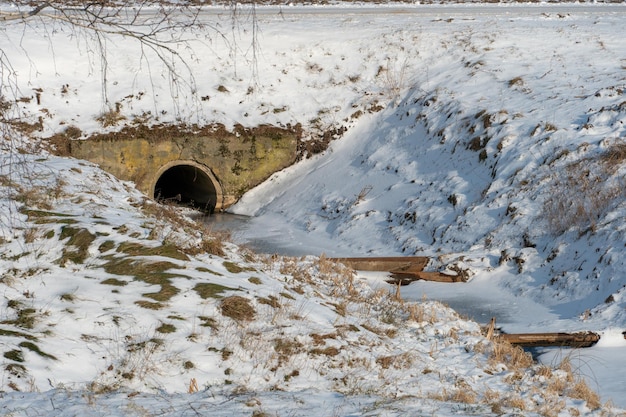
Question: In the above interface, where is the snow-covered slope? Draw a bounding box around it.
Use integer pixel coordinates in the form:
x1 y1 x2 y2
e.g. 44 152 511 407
0 154 615 415
2 3 626 415
231 5 626 328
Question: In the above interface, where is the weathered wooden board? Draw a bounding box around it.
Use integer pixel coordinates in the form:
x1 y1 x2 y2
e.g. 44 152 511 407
389 270 465 284
330 256 429 272
329 256 464 283
495 332 601 348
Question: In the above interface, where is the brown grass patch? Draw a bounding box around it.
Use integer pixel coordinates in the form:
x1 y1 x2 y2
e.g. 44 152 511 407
543 143 626 235
194 283 236 299
220 296 256 322
488 338 534 370
257 295 281 308
601 140 626 170
502 394 526 411
310 332 337 346
96 107 126 127
569 379 601 410
274 338 303 364
310 346 340 357
376 352 413 370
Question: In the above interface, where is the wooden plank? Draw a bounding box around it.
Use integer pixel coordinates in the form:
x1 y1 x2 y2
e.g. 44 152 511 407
329 256 465 284
330 256 429 272
495 332 600 348
388 270 464 283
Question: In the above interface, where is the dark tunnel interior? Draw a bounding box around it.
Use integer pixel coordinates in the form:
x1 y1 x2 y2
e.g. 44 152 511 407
154 164 218 213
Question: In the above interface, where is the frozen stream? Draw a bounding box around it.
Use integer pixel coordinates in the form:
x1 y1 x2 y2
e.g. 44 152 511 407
205 214 559 330
204 213 626 408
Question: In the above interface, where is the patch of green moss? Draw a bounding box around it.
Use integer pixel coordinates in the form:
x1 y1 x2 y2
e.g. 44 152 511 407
101 278 127 286
248 277 262 285
135 300 164 310
0 328 37 341
20 208 77 224
1 305 37 330
58 226 96 265
155 323 176 334
197 267 223 276
198 316 218 329
103 256 185 304
98 240 116 253
194 283 236 299
4 350 24 362
143 281 179 302
103 257 178 276
19 341 56 360
117 242 189 261
223 261 255 274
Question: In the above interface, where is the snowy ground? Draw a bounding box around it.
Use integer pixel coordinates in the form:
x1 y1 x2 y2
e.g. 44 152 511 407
1 2 626 415
223 4 626 409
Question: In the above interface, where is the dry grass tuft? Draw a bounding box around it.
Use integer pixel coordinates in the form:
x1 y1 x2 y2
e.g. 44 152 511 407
502 394 527 411
406 302 434 323
488 338 534 370
543 142 626 235
309 346 340 357
559 358 602 409
96 106 126 127
376 352 414 370
317 255 359 298
600 140 626 171
428 385 477 405
569 379 601 410
257 295 281 308
220 296 256 322
273 338 303 367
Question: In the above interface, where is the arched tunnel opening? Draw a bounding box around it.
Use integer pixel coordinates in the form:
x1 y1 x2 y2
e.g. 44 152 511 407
153 163 220 214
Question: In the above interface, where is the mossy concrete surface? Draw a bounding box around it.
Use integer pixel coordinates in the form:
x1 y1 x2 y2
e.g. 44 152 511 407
69 124 299 210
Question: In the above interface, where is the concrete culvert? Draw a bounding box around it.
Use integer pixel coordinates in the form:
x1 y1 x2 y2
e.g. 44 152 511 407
153 162 221 214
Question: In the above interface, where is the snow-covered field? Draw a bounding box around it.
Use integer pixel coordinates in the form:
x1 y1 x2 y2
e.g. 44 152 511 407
1 2 626 415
